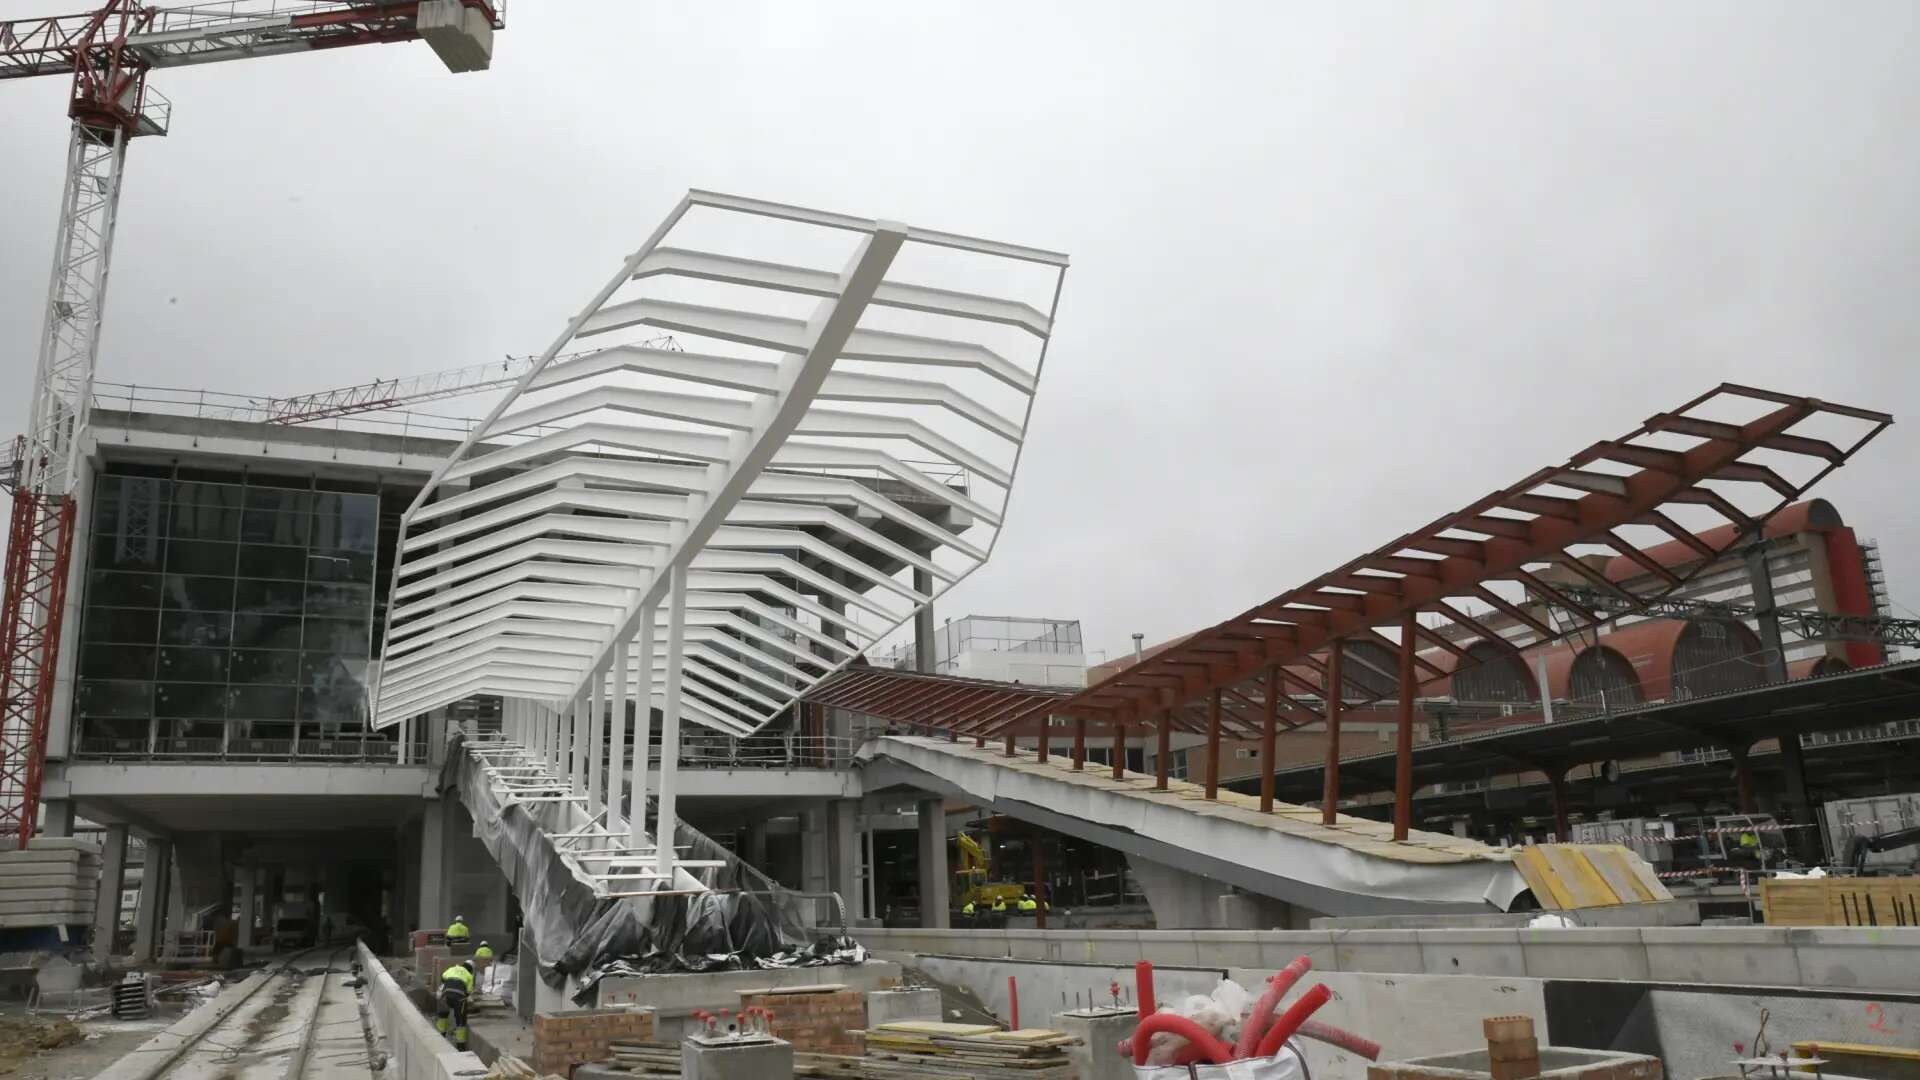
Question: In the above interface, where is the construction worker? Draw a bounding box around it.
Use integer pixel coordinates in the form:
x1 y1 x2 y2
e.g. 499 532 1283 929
474 940 495 963
435 959 476 1051
991 896 1008 914
1017 894 1038 914
961 900 976 922
445 914 471 954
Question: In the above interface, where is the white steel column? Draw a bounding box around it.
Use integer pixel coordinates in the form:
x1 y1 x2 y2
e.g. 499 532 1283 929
628 609 656 848
588 675 605 817
608 638 629 838
653 568 688 876
570 692 587 795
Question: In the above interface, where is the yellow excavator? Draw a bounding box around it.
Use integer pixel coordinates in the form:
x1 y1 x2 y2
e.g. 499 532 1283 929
954 831 1025 912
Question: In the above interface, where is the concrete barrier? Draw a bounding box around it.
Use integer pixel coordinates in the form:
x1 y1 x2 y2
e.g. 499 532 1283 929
358 942 487 1080
859 925 1920 992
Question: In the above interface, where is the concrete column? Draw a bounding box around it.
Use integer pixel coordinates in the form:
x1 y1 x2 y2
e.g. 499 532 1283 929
655 567 688 877
237 868 256 949
912 568 936 673
428 708 449 768
827 799 859 918
916 798 949 928
133 839 170 961
42 799 76 838
91 824 129 956
800 808 829 896
418 801 446 930
745 819 770 869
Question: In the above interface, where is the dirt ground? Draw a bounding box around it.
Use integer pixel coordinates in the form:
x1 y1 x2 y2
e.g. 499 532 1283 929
0 1006 174 1080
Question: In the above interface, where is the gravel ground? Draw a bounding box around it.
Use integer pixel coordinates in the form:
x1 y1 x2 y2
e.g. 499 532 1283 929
0 1006 176 1080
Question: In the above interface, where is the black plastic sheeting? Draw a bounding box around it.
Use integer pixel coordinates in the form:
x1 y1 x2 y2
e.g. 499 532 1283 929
446 733 864 1003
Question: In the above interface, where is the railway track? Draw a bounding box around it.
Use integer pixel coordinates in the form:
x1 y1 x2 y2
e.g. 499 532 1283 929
101 948 378 1080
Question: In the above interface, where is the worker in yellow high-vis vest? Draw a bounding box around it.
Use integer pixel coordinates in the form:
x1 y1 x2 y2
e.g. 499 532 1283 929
435 959 476 1051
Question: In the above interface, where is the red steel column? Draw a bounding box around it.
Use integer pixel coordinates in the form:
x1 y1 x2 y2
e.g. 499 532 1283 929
1204 689 1222 800
1154 712 1171 791
1393 613 1417 842
1321 646 1344 826
1035 720 1049 763
1260 666 1278 813
1549 770 1571 842
1729 745 1757 813
1004 732 1016 757
1112 720 1126 781
1071 716 1086 770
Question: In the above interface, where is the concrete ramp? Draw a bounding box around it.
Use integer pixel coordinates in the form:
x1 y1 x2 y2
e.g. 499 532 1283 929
860 736 1529 916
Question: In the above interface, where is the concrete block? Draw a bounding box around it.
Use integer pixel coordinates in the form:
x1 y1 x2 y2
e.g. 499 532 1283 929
1415 929 1526 977
866 987 941 1026
1260 931 1338 971
1136 931 1201 968
1191 931 1261 969
1333 930 1424 975
1084 930 1144 966
1641 926 1798 986
1520 927 1649 982
1005 929 1050 962
1790 926 1920 991
1053 1007 1135 1080
682 1034 793 1080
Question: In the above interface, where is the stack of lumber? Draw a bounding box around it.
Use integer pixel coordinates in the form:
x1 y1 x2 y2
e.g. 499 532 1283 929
605 1027 1078 1079
608 1042 681 1077
0 838 100 929
1762 875 1920 926
855 1022 1078 1079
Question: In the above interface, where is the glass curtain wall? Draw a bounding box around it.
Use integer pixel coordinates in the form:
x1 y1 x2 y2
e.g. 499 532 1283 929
76 466 385 759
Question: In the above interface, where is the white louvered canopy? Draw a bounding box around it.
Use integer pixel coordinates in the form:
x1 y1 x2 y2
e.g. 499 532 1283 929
371 191 1068 734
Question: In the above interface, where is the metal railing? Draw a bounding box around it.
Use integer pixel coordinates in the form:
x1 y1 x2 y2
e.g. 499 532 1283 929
594 733 859 771
76 734 429 764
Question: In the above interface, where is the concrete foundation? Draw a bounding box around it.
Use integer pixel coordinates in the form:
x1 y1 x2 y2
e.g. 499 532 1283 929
866 986 941 1025
1367 1046 1661 1079
1052 1007 1135 1080
682 1034 794 1080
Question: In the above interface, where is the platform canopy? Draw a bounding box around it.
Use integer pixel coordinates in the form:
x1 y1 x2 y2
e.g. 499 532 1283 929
371 191 1068 732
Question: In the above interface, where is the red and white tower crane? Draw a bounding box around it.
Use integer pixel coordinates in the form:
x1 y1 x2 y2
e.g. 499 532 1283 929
0 0 504 843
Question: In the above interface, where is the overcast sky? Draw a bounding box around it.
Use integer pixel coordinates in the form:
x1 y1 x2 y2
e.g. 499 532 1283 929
4 2 1917 664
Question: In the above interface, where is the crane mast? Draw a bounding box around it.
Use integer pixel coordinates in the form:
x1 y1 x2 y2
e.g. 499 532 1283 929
0 0 501 842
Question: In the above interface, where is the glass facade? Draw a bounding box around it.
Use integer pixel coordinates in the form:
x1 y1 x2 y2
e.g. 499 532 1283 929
76 467 383 757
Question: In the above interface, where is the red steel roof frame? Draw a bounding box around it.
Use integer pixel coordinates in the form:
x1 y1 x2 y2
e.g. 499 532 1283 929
1024 383 1892 735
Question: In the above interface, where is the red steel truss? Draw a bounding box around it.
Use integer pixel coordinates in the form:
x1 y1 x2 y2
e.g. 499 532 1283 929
805 384 1893 841
0 491 76 845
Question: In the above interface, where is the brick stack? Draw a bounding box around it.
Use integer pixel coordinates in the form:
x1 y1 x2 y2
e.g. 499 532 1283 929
415 943 450 983
737 984 866 1057
532 1007 655 1078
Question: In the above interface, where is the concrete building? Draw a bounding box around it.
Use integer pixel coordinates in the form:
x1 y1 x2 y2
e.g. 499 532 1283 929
37 397 996 952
